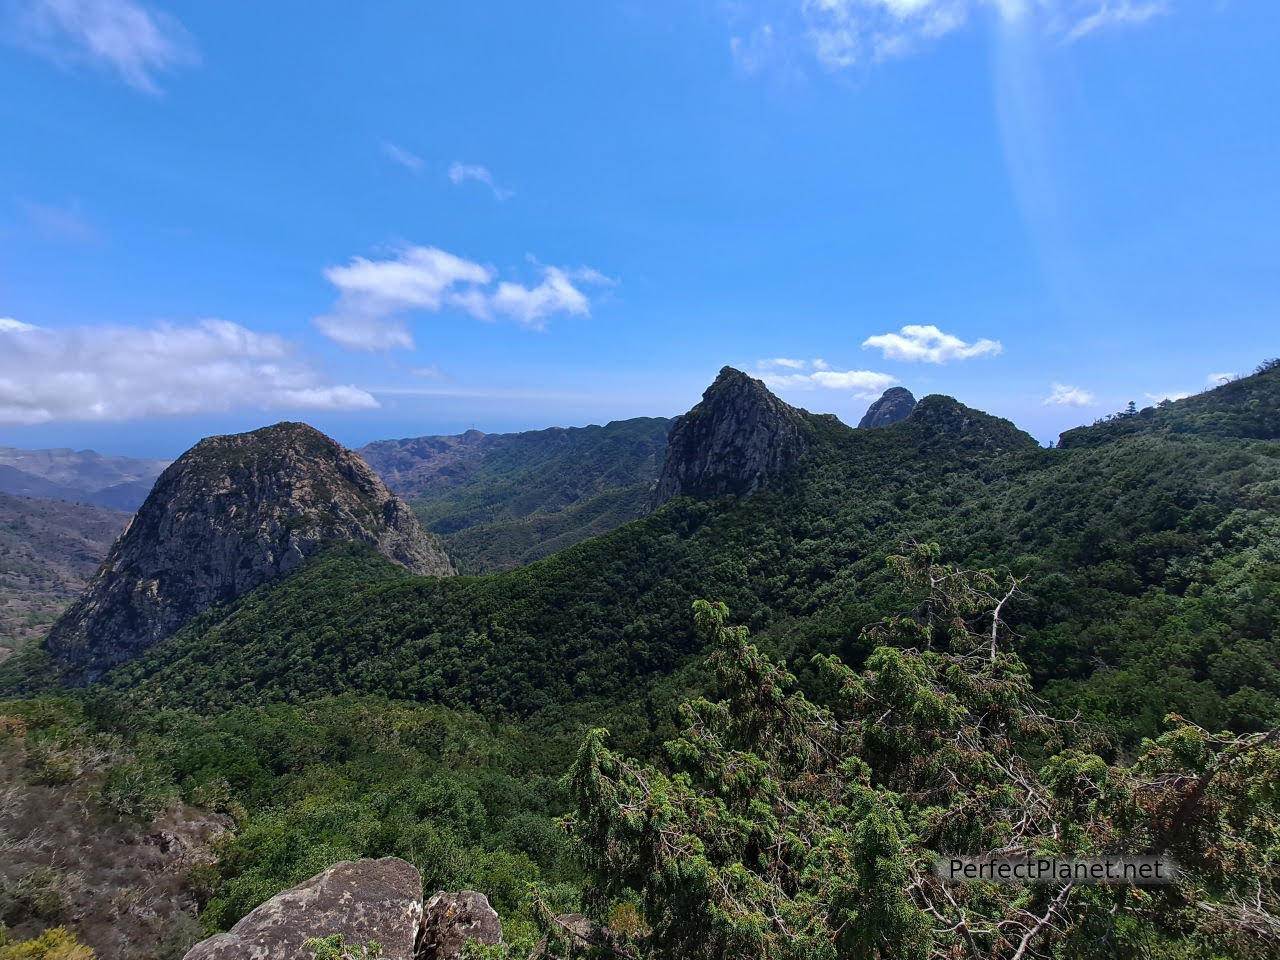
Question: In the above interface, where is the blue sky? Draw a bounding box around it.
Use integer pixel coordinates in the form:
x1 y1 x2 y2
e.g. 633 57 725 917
1 0 1276 457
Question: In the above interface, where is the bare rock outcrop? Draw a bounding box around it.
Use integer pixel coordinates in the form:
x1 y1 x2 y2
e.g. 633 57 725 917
653 367 814 506
183 858 424 960
45 422 454 684
857 386 916 428
417 891 503 959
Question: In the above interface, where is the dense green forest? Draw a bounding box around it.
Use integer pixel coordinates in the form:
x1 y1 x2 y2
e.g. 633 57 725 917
2 363 1278 958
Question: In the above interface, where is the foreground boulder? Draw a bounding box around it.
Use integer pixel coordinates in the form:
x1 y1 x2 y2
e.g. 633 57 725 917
46 421 454 684
417 891 503 959
183 858 423 960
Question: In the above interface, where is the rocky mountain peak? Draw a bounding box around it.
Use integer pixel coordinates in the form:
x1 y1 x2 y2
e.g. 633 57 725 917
858 386 917 428
45 422 454 684
652 367 813 505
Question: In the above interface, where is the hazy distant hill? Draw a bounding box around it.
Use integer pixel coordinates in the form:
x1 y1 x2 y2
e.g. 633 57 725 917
0 445 169 511
360 417 672 571
0 492 128 658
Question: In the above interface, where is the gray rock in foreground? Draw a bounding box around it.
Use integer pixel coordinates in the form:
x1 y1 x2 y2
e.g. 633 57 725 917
418 891 503 959
183 857 424 960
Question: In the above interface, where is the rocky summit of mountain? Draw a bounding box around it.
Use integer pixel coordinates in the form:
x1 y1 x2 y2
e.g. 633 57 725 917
858 386 917 428
44 422 453 684
653 366 816 505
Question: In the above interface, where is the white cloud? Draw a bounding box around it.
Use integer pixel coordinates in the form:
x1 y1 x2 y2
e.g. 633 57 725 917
324 246 494 316
491 266 593 330
315 245 611 349
757 357 810 370
862 324 1002 363
9 0 196 93
1065 1 1167 43
1205 371 1237 387
380 141 424 173
726 1 1168 72
0 317 377 424
448 162 514 201
757 358 896 399
1043 382 1096 407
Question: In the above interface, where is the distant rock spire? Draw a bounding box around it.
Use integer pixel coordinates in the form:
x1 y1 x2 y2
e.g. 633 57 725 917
858 387 917 429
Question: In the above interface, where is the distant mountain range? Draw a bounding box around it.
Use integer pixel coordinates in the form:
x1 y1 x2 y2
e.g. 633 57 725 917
0 446 170 511
359 417 673 572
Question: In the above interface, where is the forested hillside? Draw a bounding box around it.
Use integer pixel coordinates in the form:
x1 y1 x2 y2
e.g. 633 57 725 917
78 363 1280 746
360 418 671 572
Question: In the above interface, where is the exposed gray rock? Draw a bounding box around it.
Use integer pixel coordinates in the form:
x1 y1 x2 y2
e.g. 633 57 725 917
183 858 423 960
857 387 916 429
418 891 503 959
653 367 813 506
46 422 454 684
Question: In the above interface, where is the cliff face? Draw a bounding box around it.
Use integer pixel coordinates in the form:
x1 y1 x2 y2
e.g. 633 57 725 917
653 367 813 505
858 387 917 428
45 422 453 684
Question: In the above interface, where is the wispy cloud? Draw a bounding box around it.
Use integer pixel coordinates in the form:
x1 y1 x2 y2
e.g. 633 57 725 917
756 358 896 399
7 0 197 93
862 324 1002 363
380 141 424 173
1065 1 1168 43
1043 382 1096 407
1205 371 1236 387
314 245 612 350
724 1 1170 73
448 162 514 201
0 317 376 424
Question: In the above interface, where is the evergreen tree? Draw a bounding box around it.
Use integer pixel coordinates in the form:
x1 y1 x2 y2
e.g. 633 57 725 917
564 546 1280 959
